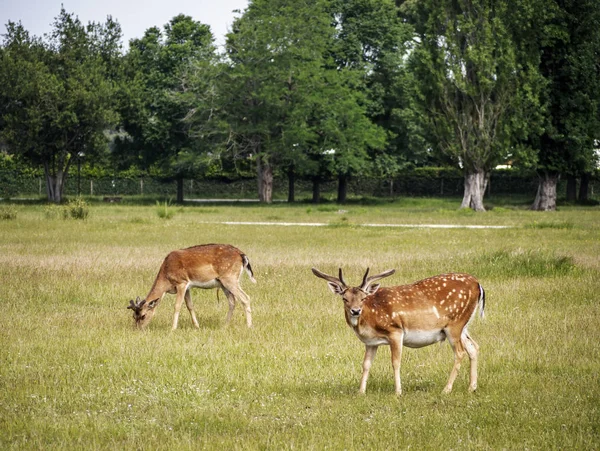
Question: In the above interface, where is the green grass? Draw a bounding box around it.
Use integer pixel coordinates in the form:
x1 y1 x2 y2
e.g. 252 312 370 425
1 199 599 449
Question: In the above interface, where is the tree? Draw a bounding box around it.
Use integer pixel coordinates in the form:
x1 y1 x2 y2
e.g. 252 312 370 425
222 0 333 202
327 0 418 199
0 9 121 203
306 70 386 203
531 0 600 210
116 15 215 203
405 0 544 211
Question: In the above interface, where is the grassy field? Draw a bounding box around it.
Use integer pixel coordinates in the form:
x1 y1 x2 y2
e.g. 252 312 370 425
1 197 599 450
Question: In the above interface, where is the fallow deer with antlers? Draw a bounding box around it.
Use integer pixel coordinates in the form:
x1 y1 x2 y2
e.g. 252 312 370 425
128 244 256 330
312 267 485 395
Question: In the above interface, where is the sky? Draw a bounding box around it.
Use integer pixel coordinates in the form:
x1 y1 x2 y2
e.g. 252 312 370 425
0 0 250 49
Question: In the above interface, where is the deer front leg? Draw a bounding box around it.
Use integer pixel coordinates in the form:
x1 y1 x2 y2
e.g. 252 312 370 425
184 289 200 329
389 335 404 396
172 285 186 330
359 345 378 394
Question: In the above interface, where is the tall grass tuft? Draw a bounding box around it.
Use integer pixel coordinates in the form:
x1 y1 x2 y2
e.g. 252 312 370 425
156 199 175 219
0 204 17 220
65 196 89 220
42 198 89 220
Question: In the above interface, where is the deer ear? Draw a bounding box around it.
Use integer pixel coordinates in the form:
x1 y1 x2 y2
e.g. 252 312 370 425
147 298 159 309
327 282 345 295
366 283 381 295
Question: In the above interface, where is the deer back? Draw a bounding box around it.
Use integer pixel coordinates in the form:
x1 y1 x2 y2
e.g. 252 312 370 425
160 244 247 286
359 273 482 333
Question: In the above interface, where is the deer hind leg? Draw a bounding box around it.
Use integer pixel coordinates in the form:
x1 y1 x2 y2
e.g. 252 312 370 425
359 345 378 394
184 289 200 329
220 286 236 326
443 327 466 394
235 286 252 328
462 331 479 392
221 277 252 328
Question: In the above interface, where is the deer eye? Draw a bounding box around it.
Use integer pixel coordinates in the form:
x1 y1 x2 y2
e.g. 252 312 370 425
342 298 349 304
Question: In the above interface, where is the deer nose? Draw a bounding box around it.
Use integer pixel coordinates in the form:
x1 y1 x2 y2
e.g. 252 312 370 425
350 308 362 316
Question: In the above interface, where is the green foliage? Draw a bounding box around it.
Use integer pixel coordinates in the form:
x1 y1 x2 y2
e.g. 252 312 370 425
2 0 600 210
116 14 216 204
536 0 600 176
0 9 121 203
407 0 544 173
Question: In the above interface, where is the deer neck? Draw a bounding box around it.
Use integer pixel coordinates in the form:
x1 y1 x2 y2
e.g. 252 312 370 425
145 275 172 303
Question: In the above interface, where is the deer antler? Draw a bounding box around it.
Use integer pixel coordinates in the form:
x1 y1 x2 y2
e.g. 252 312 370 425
311 268 347 289
338 268 347 287
127 297 146 311
360 268 396 291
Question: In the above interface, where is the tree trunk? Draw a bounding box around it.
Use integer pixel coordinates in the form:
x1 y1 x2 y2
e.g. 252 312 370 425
257 157 273 203
566 175 577 203
337 174 348 204
578 173 590 202
44 161 66 203
312 176 321 204
287 167 295 203
531 172 559 211
176 176 184 204
460 170 487 212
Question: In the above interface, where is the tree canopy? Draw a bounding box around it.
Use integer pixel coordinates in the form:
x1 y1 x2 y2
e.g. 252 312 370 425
1 1 599 207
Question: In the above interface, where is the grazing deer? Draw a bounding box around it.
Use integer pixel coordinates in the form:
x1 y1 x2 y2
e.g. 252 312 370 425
128 244 256 330
312 267 485 395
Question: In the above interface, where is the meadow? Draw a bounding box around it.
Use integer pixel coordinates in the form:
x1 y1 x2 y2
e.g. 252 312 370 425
0 197 599 449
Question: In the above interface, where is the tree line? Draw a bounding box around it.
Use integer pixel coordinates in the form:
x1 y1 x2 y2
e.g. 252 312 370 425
1 0 599 210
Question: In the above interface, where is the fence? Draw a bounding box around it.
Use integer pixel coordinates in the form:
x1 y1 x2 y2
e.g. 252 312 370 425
2 170 597 200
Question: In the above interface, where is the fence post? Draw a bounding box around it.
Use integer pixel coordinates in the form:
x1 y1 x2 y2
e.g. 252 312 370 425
140 178 144 195
90 180 94 196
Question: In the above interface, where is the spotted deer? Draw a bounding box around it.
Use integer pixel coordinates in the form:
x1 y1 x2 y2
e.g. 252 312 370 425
312 267 485 395
128 244 256 330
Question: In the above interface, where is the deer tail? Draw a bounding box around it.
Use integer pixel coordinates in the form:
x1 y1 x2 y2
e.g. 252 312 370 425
242 254 257 284
478 284 486 319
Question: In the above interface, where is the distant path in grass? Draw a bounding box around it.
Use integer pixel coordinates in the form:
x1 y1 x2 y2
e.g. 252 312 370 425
199 220 512 229
187 199 512 229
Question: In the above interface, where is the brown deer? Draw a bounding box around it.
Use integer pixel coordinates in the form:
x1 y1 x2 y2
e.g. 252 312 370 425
312 267 485 395
128 244 256 330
